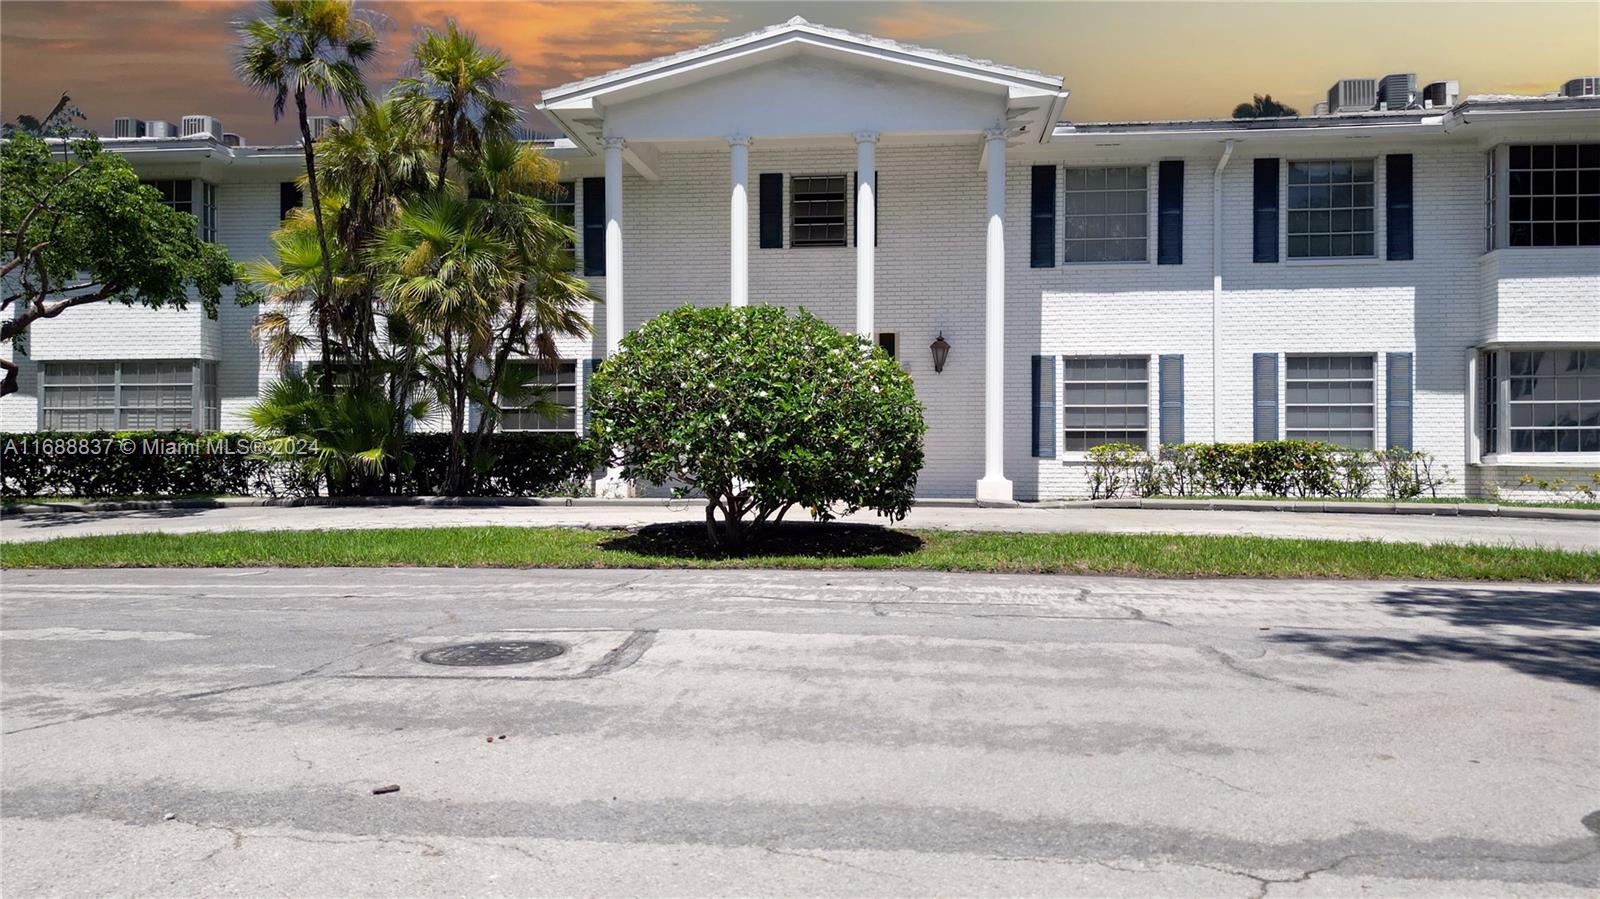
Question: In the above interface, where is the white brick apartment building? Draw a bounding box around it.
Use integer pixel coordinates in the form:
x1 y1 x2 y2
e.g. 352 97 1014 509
5 18 1598 501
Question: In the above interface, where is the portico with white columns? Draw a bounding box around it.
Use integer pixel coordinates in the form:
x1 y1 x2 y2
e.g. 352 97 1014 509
539 16 1069 501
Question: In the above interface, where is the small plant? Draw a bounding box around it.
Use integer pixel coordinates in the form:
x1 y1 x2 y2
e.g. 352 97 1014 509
1086 443 1145 499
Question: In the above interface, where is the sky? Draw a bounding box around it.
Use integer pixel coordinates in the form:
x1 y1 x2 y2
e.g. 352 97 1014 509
3 1 1597 143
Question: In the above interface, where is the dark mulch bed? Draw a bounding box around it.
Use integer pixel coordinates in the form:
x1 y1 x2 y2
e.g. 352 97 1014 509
600 520 924 560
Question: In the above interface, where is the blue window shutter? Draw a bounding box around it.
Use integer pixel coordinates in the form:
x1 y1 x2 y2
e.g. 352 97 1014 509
1157 160 1184 265
1253 158 1279 263
581 177 606 276
1386 352 1414 450
1386 154 1414 261
1030 165 1056 268
758 173 783 249
1031 355 1056 458
1159 354 1185 445
1253 352 1279 441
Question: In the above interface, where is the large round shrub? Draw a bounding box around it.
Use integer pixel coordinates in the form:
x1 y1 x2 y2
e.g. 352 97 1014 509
588 304 926 547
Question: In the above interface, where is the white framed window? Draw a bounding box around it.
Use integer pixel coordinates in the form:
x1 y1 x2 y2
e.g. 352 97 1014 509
548 181 576 259
142 179 216 241
40 360 218 431
1497 349 1600 453
1505 144 1600 248
790 175 848 247
1286 160 1376 258
1064 166 1148 263
1285 354 1376 449
1062 356 1149 451
498 360 577 432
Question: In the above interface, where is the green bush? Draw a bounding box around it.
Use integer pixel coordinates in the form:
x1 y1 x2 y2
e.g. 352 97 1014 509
1084 440 1451 501
1 430 596 500
588 304 926 549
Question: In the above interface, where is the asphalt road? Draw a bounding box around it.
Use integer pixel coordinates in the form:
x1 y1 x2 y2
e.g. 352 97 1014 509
2 567 1597 896
5 501 1599 550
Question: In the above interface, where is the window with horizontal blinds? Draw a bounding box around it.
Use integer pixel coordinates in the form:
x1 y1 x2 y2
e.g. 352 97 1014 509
1285 354 1375 449
1062 356 1149 451
790 175 847 247
499 361 578 433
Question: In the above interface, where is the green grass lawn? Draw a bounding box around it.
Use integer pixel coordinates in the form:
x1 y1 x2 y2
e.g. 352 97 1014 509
3 523 1595 582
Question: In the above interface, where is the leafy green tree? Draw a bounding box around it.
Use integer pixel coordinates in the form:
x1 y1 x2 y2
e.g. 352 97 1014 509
0 134 235 397
1232 94 1300 118
235 0 376 395
393 19 518 189
589 305 927 549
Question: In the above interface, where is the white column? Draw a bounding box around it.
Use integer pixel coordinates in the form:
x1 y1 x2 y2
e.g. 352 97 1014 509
602 137 626 356
728 135 751 307
854 131 878 338
597 137 632 497
976 127 1014 504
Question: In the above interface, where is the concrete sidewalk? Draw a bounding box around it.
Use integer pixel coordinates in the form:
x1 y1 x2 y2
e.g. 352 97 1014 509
3 499 1598 550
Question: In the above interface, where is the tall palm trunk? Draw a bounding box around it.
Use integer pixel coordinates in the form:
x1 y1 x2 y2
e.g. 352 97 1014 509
295 87 338 398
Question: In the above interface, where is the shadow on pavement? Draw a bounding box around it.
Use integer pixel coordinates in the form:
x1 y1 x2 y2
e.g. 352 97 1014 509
601 521 924 560
3 508 216 532
1270 585 1600 688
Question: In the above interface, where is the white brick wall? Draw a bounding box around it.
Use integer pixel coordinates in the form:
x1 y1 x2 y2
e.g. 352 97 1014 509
6 135 1596 500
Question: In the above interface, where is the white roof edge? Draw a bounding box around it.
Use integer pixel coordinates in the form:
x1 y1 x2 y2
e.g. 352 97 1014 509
539 17 1062 106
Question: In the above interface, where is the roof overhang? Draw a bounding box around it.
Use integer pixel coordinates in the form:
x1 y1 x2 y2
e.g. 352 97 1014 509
538 18 1067 159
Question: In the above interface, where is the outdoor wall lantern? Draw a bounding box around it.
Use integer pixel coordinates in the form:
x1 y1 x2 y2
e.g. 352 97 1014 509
930 333 951 373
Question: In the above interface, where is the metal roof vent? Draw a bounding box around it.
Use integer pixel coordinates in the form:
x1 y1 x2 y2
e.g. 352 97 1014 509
181 115 224 139
1328 79 1377 114
145 120 179 138
1311 101 1329 116
1379 73 1417 109
1563 76 1600 98
112 117 146 139
221 132 244 147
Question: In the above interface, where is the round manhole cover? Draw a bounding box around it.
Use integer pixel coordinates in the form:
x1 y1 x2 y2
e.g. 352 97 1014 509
418 641 565 667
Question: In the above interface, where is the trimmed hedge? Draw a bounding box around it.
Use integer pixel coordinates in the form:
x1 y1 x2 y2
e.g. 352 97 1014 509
1085 441 1452 500
1 431 598 499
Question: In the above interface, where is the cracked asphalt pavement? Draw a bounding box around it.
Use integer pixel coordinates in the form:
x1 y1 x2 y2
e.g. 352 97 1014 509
2 567 1597 896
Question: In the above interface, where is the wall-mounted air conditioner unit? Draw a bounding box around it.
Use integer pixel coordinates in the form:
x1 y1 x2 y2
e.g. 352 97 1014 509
112 117 146 138
1327 79 1377 113
181 115 225 139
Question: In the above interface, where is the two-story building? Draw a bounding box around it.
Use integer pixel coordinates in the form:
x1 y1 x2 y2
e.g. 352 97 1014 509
6 17 1598 501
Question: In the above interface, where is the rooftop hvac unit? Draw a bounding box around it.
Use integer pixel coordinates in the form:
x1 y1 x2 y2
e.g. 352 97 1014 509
181 115 224 139
112 117 146 138
1327 78 1377 113
1421 80 1460 109
1311 101 1329 116
221 132 244 147
305 115 347 140
145 120 179 138
1378 73 1417 109
1562 76 1600 97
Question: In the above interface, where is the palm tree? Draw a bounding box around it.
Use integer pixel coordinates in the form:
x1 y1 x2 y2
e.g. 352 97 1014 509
371 192 511 492
245 368 428 496
1232 94 1300 119
235 0 376 395
241 207 349 376
392 19 518 190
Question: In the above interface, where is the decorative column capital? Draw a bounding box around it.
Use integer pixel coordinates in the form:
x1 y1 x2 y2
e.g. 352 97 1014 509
983 126 1010 143
727 133 752 147
853 130 881 145
600 136 627 150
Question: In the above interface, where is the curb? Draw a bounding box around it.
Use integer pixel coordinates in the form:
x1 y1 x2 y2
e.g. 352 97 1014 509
4 495 1598 523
